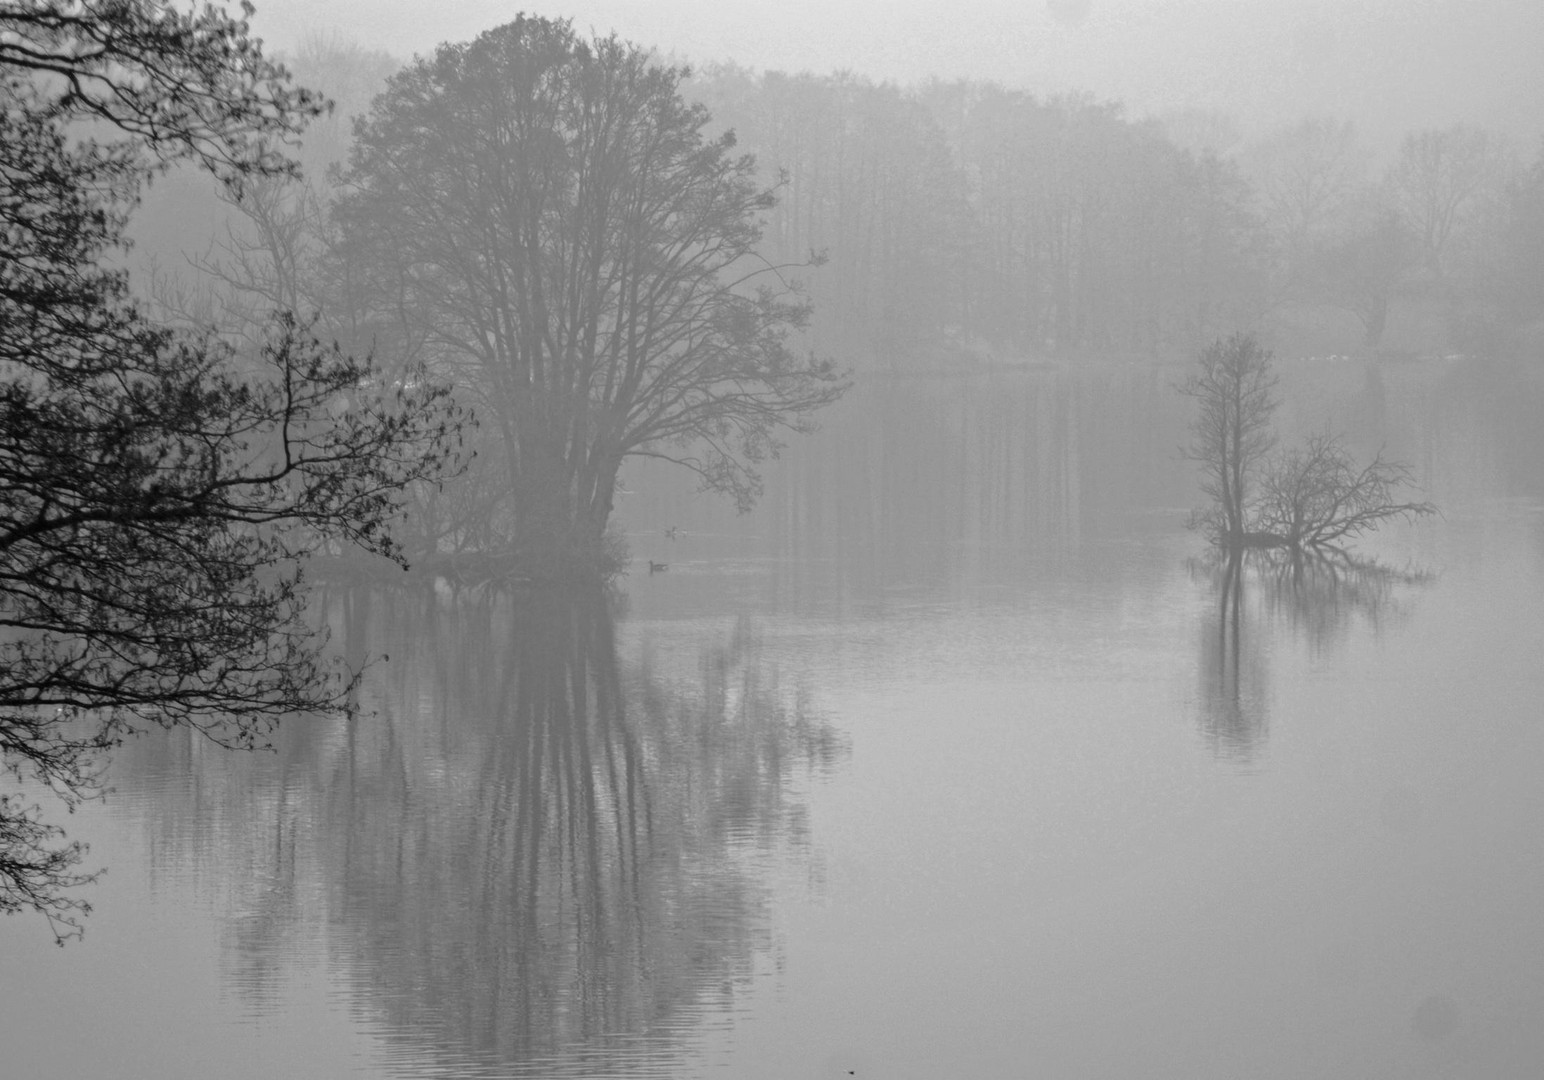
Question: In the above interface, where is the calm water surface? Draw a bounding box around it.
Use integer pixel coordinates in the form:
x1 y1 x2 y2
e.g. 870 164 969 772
3 361 1543 1079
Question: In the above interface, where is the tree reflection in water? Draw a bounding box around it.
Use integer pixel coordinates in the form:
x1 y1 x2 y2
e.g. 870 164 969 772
1194 548 1432 763
115 584 847 1077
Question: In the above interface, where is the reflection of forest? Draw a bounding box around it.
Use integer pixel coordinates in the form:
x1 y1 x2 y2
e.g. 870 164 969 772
1195 549 1431 763
758 371 1194 565
624 369 1196 612
115 586 846 1076
625 358 1540 569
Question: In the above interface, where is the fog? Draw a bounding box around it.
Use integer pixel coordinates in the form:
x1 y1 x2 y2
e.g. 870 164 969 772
249 0 1544 148
4 3 1544 1079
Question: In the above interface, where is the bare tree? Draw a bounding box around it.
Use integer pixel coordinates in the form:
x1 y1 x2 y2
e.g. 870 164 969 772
1255 434 1436 549
1179 333 1278 544
1388 123 1507 277
1242 116 1365 251
1180 333 1435 551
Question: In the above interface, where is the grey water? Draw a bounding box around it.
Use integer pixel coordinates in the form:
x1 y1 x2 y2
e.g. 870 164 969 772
3 358 1544 1079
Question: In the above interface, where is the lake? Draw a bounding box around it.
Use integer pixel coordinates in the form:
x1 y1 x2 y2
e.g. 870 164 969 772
3 358 1543 1079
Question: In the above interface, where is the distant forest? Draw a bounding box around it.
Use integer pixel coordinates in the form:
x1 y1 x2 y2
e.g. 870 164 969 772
142 38 1544 370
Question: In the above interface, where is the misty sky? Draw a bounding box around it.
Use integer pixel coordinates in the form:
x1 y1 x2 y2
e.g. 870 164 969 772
249 0 1543 151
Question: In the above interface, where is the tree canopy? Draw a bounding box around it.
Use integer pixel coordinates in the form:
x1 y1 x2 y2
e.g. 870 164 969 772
1 0 462 940
335 17 845 572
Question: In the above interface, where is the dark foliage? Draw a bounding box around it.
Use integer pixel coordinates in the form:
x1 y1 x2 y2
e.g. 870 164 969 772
1 0 463 940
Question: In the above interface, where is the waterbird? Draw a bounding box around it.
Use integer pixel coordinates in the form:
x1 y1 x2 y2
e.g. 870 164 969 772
648 560 668 573
665 525 679 540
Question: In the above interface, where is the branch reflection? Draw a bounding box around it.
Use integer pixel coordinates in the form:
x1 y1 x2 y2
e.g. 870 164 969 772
117 584 847 1077
1193 548 1432 763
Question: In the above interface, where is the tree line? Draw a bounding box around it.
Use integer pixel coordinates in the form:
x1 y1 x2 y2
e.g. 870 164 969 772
204 45 1544 373
686 71 1543 365
169 35 1544 573
149 31 1542 579
687 71 1262 363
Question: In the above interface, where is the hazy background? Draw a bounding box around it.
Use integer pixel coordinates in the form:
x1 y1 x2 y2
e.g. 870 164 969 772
247 0 1544 154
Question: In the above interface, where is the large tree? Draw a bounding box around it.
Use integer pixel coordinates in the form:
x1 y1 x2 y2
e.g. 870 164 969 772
1 0 462 939
335 17 845 573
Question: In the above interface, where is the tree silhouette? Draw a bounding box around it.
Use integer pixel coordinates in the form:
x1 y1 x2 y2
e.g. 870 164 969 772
336 16 846 575
1180 334 1432 551
1 0 463 940
1179 333 1278 544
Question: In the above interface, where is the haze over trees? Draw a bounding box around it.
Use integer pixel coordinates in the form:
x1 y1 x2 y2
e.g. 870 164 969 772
686 70 1265 364
0 0 462 939
1235 116 1530 354
137 16 1544 385
148 31 1544 573
181 39 1544 382
677 68 1542 367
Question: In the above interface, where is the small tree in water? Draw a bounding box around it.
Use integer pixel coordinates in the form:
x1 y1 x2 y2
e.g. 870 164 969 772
1180 334 1435 550
1179 333 1278 545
